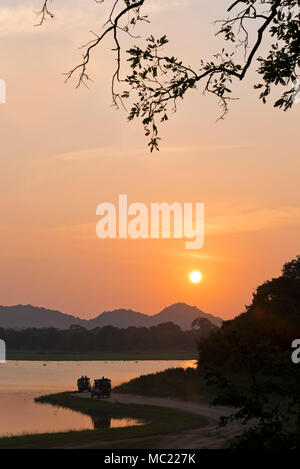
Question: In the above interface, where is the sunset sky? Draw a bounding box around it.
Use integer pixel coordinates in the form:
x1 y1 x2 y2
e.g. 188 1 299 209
0 0 299 320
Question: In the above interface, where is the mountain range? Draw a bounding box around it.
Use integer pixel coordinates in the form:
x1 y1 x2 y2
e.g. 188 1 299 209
0 302 223 330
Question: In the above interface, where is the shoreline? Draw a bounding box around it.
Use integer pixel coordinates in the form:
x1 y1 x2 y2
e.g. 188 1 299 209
0 391 208 449
6 350 198 361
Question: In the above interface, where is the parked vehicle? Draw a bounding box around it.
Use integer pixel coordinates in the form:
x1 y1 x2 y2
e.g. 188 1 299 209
77 375 92 393
91 377 112 398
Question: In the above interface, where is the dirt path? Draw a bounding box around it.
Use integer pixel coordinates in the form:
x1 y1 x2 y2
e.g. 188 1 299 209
111 393 229 421
74 392 241 449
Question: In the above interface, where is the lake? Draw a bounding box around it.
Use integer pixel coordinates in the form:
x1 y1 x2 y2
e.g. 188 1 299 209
0 360 195 437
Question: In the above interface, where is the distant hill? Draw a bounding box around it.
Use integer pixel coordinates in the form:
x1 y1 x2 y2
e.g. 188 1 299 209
0 305 85 330
152 303 223 329
88 309 152 329
0 303 223 330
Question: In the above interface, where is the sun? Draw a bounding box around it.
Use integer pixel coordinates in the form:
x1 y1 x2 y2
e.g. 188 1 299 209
189 271 202 284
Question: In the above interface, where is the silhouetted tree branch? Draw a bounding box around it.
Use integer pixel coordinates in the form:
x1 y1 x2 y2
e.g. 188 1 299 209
34 0 54 26
37 0 300 150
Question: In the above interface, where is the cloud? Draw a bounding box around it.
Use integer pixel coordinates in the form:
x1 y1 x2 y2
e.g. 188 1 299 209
0 2 106 38
206 206 300 236
50 142 259 162
0 0 190 38
146 0 191 14
3 205 298 243
171 251 231 262
52 146 134 161
35 206 300 245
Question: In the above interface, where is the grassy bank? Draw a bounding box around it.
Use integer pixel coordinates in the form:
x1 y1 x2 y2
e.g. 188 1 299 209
0 392 207 449
7 350 197 361
114 367 213 402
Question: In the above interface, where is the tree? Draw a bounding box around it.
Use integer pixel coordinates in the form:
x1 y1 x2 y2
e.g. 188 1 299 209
206 352 296 449
200 255 300 448
246 255 300 331
282 255 300 281
36 1 299 150
191 317 218 336
197 255 300 368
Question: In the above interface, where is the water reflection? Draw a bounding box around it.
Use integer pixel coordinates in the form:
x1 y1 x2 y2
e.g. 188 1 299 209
92 415 111 428
0 360 193 392
0 360 189 436
91 416 143 429
0 391 144 437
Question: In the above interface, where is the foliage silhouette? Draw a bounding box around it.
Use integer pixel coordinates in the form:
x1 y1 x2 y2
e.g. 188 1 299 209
200 255 300 448
37 0 300 150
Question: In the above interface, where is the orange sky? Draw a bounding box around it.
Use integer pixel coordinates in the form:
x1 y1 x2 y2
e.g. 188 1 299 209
0 1 299 320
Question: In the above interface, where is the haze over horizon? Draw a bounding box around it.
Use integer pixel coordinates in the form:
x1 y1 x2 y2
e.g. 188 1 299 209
0 302 223 330
0 300 222 321
0 0 299 320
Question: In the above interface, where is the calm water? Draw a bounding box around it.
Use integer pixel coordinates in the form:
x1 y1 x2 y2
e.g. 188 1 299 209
0 360 194 437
